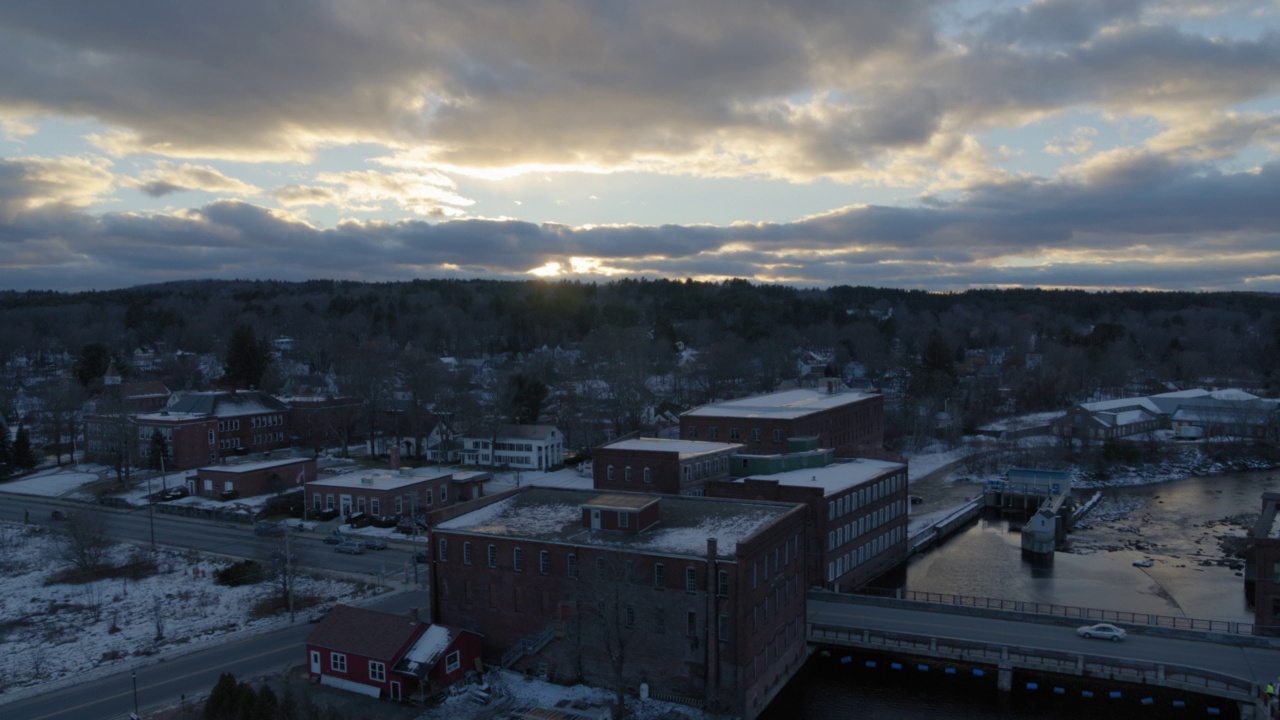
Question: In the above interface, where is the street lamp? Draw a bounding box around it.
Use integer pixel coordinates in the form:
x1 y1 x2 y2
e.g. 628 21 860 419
131 669 140 719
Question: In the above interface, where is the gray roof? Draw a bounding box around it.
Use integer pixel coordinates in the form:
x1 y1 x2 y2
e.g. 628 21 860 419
167 390 288 417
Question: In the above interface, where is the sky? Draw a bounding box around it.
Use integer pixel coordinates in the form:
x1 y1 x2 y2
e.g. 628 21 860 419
1 0 1279 293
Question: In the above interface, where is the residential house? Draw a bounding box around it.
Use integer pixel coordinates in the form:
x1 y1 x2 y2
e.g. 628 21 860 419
458 424 564 472
1051 388 1280 443
592 438 742 496
427 486 809 720
680 379 885 459
305 604 481 701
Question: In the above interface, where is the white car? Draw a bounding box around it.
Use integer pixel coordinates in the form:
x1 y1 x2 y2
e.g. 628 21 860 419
1077 623 1127 641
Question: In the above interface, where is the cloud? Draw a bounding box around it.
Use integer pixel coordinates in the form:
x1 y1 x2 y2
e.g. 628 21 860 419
3 152 1279 293
3 1 1273 187
129 161 260 197
0 154 115 221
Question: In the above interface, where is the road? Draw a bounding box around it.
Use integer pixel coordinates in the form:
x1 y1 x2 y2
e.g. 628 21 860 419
0 590 430 720
0 492 433 719
808 598 1280 690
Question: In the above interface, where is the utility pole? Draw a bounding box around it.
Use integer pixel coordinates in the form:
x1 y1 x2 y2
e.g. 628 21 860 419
285 529 295 622
146 469 155 550
131 669 140 719
409 493 419 586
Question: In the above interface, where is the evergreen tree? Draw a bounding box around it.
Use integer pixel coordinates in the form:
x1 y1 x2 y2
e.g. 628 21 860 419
12 423 36 472
224 324 272 389
148 429 172 473
0 416 13 479
204 672 239 719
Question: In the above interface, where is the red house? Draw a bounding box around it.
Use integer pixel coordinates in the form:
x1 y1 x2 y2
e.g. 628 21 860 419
305 604 481 701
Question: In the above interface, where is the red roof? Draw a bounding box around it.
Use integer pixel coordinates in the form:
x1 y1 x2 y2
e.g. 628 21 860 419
304 604 424 661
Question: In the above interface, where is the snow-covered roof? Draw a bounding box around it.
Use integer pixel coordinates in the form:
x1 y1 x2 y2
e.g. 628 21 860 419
309 467 452 491
198 457 307 474
738 458 905 496
601 438 741 458
683 387 879 420
435 487 795 558
1079 397 1161 414
399 624 454 673
166 390 288 417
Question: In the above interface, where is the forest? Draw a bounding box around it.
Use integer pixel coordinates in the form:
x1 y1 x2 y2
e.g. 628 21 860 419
2 278 1279 468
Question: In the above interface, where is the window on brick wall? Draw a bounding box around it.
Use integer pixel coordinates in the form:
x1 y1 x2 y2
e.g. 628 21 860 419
654 563 665 588
463 542 472 565
685 566 697 592
513 547 523 571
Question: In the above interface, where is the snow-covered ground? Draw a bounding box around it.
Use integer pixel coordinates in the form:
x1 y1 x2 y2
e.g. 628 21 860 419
0 520 381 699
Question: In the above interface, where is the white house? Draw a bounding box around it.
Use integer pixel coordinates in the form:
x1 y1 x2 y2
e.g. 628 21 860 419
458 424 564 471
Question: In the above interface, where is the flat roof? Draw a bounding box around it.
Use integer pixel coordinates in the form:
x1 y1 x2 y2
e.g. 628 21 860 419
435 487 795 558
683 387 879 421
739 458 905 496
199 458 307 474
308 468 452 491
602 438 741 457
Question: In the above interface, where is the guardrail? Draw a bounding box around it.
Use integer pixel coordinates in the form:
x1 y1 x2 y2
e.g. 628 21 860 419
808 623 1258 701
854 588 1255 636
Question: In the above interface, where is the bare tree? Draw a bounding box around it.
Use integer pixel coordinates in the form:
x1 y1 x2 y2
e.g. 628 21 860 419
54 508 111 573
260 532 307 622
578 552 639 719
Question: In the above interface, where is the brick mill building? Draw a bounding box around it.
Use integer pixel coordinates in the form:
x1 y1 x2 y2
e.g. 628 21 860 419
305 466 491 519
592 438 742 496
426 486 809 719
192 456 315 499
679 379 884 459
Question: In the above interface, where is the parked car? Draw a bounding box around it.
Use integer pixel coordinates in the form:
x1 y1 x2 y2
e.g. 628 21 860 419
334 542 365 555
50 509 66 521
1076 623 1126 641
308 605 332 623
908 495 924 505
323 533 345 545
363 538 388 550
414 551 431 564
160 487 188 501
1132 558 1154 568
313 507 340 521
254 522 286 537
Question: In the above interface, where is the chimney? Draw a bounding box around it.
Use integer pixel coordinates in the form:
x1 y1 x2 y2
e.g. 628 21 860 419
390 445 401 470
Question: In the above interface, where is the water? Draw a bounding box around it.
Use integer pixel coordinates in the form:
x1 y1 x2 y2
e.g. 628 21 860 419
764 469 1280 718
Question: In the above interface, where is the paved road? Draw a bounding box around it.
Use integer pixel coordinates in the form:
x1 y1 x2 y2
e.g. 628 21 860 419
808 598 1280 690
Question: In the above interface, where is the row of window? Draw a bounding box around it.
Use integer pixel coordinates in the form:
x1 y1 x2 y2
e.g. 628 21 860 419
827 500 905 551
137 426 173 441
826 525 905 582
749 616 804 685
606 465 653 483
325 650 460 679
218 438 242 451
217 419 241 432
250 414 283 429
752 534 801 589
826 472 905 521
437 540 735 595
751 572 801 630
250 431 284 446
686 425 780 443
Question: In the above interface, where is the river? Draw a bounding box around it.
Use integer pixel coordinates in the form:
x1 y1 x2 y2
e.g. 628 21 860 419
759 469 1280 719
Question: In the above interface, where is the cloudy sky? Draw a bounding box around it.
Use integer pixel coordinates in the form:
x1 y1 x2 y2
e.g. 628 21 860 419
2 0 1279 293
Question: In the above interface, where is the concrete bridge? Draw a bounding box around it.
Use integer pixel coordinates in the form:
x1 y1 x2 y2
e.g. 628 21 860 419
807 590 1280 718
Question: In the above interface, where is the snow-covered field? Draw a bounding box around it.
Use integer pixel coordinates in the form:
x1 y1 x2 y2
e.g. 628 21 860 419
0 520 380 698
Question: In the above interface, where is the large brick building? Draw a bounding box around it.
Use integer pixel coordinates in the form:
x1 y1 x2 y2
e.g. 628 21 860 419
427 486 808 719
306 467 491 519
193 456 315 499
1249 492 1280 635
709 451 909 591
680 379 884 458
592 438 742 496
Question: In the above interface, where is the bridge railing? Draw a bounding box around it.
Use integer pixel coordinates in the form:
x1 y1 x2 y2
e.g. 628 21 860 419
809 623 1258 701
857 588 1255 636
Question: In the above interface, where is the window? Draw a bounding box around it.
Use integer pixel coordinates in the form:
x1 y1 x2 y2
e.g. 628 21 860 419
709 426 718 439
445 650 461 673
729 427 740 440
618 511 629 528
487 544 497 568
643 467 651 483
513 547 523 571
685 566 697 593
424 489 433 505
357 497 366 513
624 466 632 482
438 538 448 561
540 550 550 575
751 428 761 442
717 570 729 596
567 552 577 579
772 428 782 443
330 652 347 673
463 542 472 565
688 425 697 439
654 563 665 588
607 465 615 481
369 661 386 682
395 497 403 514
440 485 447 503
370 498 380 515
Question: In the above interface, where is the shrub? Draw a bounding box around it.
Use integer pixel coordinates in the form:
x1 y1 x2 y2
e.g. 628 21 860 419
213 560 263 587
